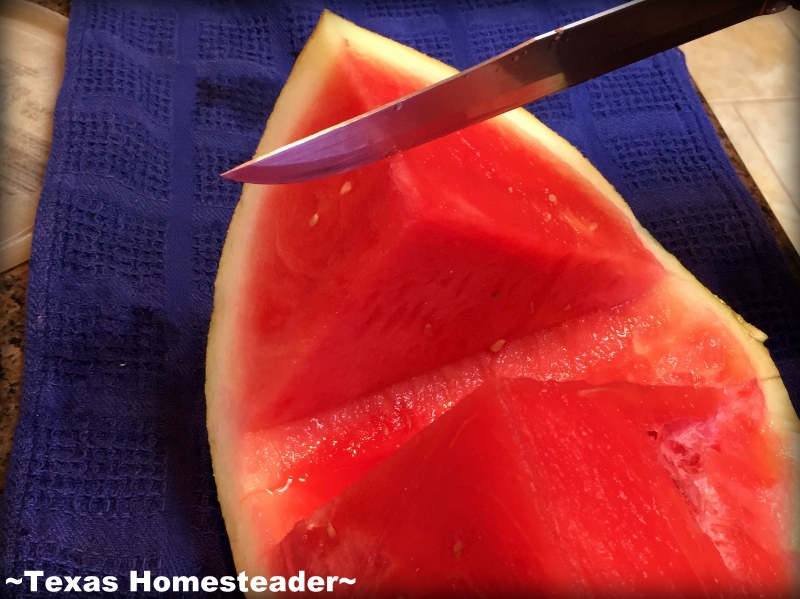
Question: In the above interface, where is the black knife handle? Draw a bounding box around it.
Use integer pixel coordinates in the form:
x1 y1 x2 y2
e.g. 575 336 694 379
761 0 798 12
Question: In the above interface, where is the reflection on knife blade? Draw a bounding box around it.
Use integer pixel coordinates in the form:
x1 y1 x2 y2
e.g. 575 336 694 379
221 0 793 185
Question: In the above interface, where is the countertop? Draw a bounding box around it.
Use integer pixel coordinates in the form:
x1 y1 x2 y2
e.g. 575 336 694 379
1 1 799 506
0 264 27 505
0 0 67 507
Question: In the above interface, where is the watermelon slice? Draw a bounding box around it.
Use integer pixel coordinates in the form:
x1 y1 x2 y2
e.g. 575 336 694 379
206 11 799 595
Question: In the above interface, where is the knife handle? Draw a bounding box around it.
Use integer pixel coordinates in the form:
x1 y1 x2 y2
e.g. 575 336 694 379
761 0 798 12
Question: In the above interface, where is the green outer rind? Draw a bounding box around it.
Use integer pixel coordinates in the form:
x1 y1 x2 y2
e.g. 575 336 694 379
205 10 800 588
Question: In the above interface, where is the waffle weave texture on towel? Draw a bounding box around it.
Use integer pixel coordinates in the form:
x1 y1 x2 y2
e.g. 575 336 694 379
2 1 799 596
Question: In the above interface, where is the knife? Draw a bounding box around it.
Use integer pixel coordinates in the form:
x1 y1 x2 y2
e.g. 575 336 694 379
222 0 796 185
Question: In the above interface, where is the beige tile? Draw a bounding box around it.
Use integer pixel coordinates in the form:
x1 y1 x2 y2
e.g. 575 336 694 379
734 98 799 209
681 13 800 102
709 101 800 251
779 7 800 42
770 200 800 251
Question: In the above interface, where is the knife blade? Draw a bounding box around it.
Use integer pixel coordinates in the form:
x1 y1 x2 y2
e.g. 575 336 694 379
222 0 794 185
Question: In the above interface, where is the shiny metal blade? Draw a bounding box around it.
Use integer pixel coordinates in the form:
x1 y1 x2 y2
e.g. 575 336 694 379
222 0 790 185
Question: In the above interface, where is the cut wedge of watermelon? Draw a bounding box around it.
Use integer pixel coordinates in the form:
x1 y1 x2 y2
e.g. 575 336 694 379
206 11 799 595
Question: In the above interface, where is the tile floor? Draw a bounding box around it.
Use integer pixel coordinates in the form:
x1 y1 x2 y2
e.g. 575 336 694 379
681 9 800 251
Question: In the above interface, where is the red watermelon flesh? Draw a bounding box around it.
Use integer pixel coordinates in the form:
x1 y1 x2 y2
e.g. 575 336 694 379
228 42 667 431
230 279 782 561
271 377 794 597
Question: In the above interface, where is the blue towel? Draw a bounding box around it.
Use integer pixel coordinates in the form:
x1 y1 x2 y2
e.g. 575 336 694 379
2 0 798 596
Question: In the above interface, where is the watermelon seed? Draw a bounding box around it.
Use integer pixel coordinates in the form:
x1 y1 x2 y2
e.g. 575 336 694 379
267 477 293 495
589 222 598 231
490 339 505 352
453 540 464 558
326 523 337 539
543 212 552 221
340 180 353 194
508 187 513 193
424 323 432 334
309 213 319 227
647 430 658 439
549 193 558 203
395 102 403 110
492 292 500 300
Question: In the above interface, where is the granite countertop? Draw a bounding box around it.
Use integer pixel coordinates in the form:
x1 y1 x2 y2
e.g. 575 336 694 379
1 1 799 506
0 264 27 505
